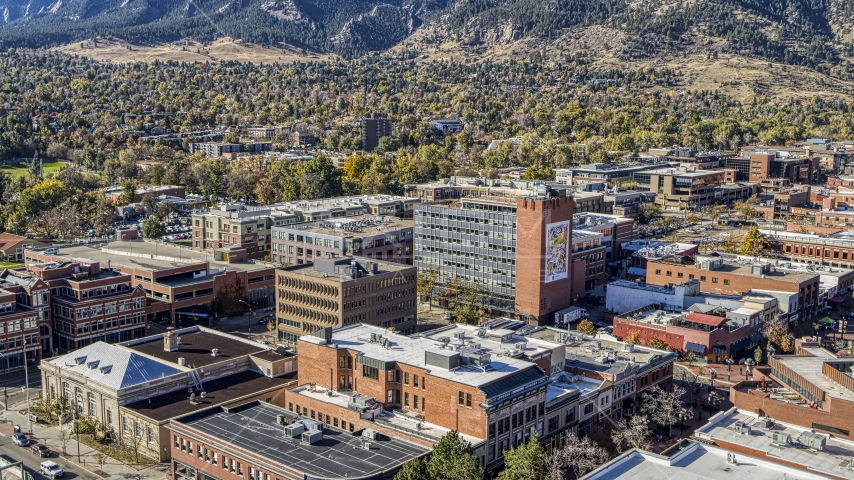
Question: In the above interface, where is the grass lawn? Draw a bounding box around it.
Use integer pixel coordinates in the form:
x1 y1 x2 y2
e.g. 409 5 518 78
1 160 68 179
0 261 23 268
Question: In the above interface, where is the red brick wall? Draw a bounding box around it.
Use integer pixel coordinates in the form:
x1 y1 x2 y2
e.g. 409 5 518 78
515 197 575 325
730 381 854 441
613 318 683 351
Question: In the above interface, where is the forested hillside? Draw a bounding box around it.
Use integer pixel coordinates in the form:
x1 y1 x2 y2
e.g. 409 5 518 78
0 0 853 69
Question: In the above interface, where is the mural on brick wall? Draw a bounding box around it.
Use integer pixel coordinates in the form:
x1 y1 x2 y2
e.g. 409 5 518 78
545 220 569 283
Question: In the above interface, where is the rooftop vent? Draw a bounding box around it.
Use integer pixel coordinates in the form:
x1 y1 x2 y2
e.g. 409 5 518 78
99 365 112 375
211 348 220 357
178 357 186 367
87 360 100 370
74 356 87 365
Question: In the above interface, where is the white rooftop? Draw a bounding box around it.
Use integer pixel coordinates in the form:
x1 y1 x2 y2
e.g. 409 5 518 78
316 324 553 389
694 408 854 479
48 342 184 390
582 440 833 480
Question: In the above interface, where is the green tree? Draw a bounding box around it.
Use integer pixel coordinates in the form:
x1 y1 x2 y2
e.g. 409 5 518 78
734 195 757 219
425 431 483 480
577 319 596 335
395 458 428 480
754 346 763 364
638 203 662 224
417 265 440 311
142 218 166 239
17 178 69 217
741 227 765 256
498 431 545 480
117 179 137 206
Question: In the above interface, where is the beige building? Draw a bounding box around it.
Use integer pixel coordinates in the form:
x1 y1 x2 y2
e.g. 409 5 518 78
39 326 297 462
275 256 417 345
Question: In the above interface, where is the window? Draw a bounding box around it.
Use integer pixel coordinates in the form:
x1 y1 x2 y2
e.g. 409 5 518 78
724 279 730 285
413 395 419 410
655 269 661 275
459 391 465 406
363 365 379 380
212 452 218 465
404 392 409 406
548 416 559 432
88 392 96 416
413 375 419 387
466 393 472 407
565 407 576 423
712 277 718 284
583 403 594 415
148 427 154 443
387 370 395 382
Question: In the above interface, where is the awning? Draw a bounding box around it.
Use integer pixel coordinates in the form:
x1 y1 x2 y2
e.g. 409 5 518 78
819 317 836 324
627 267 646 276
749 333 763 344
685 342 706 354
829 295 845 304
731 337 750 353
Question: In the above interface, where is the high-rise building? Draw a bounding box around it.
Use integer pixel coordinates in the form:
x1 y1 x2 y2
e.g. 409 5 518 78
414 187 577 324
361 115 393 152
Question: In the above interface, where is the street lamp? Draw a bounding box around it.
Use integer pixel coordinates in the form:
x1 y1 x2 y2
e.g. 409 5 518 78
238 299 252 333
726 357 734 381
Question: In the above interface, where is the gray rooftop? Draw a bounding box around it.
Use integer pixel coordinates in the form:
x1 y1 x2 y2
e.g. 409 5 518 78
772 349 854 400
694 408 854 479
171 401 429 480
47 342 184 390
582 440 833 479
273 215 413 239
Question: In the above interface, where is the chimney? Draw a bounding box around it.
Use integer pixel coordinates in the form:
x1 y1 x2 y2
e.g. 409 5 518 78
164 329 179 352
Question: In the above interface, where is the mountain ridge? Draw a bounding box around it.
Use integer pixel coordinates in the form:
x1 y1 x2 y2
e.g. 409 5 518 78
0 0 853 72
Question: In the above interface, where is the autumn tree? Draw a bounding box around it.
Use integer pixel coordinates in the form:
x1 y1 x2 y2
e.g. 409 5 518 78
417 265 440 311
734 195 758 219
741 227 765 256
762 316 794 353
625 331 641 344
649 336 669 350
577 319 596 335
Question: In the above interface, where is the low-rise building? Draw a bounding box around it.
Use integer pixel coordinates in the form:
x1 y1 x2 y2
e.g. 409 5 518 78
168 401 429 480
603 190 656 218
40 327 297 462
270 215 413 266
286 321 581 474
616 240 699 279
430 119 463 134
633 167 755 210
556 161 679 187
646 253 820 320
275 256 417 344
0 270 50 371
105 185 186 203
695 407 854 479
0 233 47 262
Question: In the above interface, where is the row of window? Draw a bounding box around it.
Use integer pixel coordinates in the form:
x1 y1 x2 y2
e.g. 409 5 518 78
175 435 273 480
288 403 356 432
0 317 37 335
654 269 732 285
488 402 547 439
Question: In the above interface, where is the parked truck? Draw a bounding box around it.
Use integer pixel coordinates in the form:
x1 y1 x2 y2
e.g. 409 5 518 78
554 306 589 326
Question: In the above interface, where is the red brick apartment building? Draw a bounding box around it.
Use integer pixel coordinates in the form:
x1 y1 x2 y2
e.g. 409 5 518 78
0 270 50 372
25 243 275 328
283 323 580 475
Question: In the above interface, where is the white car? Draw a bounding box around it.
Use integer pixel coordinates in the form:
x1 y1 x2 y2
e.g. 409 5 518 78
685 229 696 234
720 232 731 237
40 461 64 478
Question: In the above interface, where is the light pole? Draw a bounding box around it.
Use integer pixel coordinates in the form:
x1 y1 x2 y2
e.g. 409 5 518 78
238 299 252 334
726 358 734 381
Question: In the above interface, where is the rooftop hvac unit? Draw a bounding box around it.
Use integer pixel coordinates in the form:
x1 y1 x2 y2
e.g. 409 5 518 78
757 417 774 429
285 423 305 438
589 341 601 349
277 414 286 426
475 328 487 337
455 332 465 340
733 422 751 435
302 430 323 445
623 343 634 353
772 432 791 445
798 432 826 451
362 429 379 440
515 342 527 350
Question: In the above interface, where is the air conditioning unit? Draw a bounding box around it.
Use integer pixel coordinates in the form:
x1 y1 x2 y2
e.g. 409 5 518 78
772 432 791 445
757 417 774 429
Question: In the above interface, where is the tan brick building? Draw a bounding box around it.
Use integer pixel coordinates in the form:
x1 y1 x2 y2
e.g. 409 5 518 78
275 256 417 345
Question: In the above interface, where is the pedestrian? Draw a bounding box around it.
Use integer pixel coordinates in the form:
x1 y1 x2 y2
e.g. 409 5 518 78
740 367 742 376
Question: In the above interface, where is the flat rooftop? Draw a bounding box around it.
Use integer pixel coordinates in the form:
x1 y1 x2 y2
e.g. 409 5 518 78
124 328 265 368
48 242 271 273
307 324 546 391
582 440 832 480
273 215 413 238
694 409 854 479
125 371 295 421
772 351 854 401
171 401 429 480
280 257 414 281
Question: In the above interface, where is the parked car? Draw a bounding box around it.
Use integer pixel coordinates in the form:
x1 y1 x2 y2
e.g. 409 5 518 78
12 433 29 446
43 248 59 255
594 322 607 328
719 232 731 237
40 461 64 478
31 443 52 457
685 229 696 234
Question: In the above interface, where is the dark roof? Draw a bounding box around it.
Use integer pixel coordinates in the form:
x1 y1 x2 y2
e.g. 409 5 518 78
481 367 545 398
126 330 265 368
170 401 429 480
251 350 295 362
124 371 295 421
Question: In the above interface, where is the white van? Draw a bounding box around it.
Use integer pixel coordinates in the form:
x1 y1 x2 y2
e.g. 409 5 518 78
43 248 59 255
40 461 64 478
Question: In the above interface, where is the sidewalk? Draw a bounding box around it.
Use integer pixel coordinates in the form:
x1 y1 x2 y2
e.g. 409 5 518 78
0 408 168 480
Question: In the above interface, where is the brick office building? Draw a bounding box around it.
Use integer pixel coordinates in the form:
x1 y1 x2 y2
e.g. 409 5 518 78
0 270 50 373
274 256 417 345
361 115 393 152
413 185 578 325
270 215 413 266
284 323 581 475
646 254 820 321
26 243 276 328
